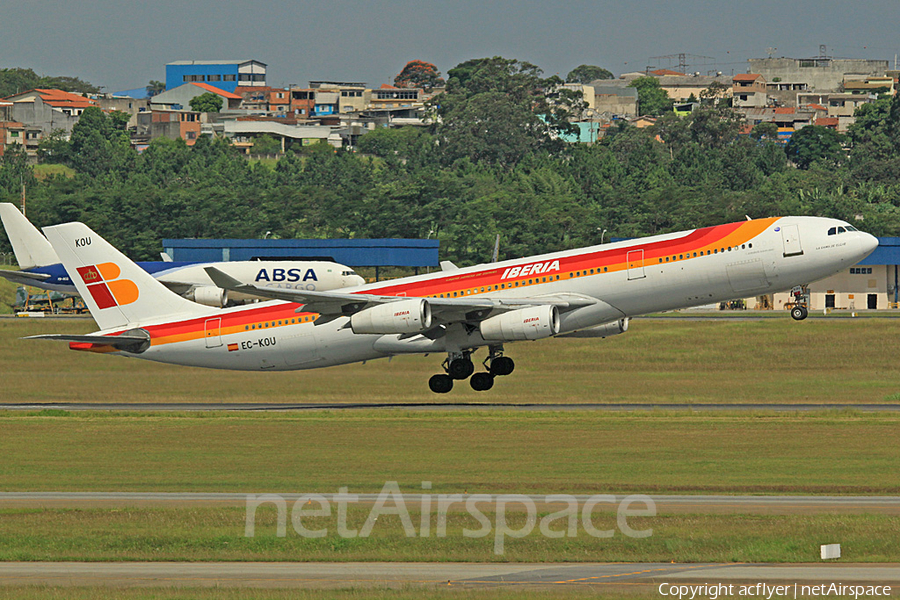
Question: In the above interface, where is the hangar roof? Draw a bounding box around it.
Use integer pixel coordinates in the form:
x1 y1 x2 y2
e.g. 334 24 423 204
859 237 900 266
162 238 439 267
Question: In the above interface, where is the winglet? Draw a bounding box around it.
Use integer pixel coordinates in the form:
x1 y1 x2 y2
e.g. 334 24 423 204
204 266 247 291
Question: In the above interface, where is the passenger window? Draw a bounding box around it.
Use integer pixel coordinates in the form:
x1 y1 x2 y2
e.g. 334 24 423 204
679 254 683 259
714 249 718 254
501 284 505 289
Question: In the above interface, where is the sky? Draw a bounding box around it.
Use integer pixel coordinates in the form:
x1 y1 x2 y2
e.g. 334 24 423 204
2 0 900 92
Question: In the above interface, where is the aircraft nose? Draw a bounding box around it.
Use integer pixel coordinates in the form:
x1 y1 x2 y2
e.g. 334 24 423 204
860 232 879 257
348 275 366 288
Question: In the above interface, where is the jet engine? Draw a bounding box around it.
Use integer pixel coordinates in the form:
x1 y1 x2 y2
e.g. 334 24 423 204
187 286 229 308
479 305 560 341
588 318 629 338
350 298 432 334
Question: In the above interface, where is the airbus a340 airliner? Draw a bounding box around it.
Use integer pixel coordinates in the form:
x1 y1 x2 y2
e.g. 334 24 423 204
30 217 877 393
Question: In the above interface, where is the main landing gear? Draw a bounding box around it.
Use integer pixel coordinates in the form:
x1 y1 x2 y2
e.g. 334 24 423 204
788 285 809 321
790 305 809 321
427 346 515 393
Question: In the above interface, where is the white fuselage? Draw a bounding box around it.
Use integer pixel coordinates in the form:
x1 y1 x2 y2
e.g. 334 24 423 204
89 217 878 371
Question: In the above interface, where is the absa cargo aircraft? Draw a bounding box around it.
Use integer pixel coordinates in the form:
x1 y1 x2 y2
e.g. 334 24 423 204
0 203 364 306
30 217 877 393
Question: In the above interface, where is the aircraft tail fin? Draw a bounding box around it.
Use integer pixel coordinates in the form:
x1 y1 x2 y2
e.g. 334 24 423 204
42 222 212 330
0 203 60 269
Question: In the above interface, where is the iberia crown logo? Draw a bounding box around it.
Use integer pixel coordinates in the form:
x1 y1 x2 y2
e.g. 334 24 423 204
76 263 139 309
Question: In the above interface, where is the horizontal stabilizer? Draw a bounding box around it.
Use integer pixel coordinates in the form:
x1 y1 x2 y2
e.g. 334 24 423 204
0 269 52 286
25 332 151 353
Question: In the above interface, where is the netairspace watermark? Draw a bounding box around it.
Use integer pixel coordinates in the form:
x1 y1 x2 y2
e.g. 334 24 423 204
244 481 656 555
658 583 892 600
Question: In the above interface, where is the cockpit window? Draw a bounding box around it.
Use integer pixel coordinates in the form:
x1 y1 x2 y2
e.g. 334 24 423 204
341 270 357 276
827 227 836 235
846 225 858 231
837 226 846 233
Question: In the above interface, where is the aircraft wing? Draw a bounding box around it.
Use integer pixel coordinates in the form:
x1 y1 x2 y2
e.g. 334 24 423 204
156 280 195 296
205 266 597 323
0 269 52 286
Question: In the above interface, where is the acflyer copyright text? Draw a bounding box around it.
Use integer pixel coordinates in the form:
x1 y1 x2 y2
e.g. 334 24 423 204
658 583 892 599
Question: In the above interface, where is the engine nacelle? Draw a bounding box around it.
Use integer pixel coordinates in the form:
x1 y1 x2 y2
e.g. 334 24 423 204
187 286 228 307
480 305 560 341
588 318 629 338
350 298 433 334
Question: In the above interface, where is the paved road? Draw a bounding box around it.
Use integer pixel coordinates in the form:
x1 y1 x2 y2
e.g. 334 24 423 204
4 402 900 412
1 562 898 589
2 492 899 514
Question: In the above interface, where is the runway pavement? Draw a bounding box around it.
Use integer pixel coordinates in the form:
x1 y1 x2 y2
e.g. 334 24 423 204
3 402 900 412
2 492 899 514
1 561 898 589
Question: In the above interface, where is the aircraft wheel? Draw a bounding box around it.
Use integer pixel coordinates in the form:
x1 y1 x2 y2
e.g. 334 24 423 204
470 372 495 391
428 374 454 394
489 356 515 376
790 306 808 321
448 358 475 380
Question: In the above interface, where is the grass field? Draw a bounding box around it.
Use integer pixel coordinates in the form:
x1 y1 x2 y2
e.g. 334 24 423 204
0 412 897 494
2 316 900 404
0 507 896 563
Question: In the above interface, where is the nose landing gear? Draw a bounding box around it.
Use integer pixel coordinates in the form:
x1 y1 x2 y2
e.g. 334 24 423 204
427 346 516 393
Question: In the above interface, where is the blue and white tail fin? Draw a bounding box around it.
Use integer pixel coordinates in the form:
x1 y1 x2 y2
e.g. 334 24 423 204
42 222 212 330
0 203 60 270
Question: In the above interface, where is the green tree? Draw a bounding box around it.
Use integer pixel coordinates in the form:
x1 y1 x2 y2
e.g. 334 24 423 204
146 80 166 97
68 106 135 178
751 122 779 141
435 92 549 168
699 81 729 106
189 92 223 113
252 134 282 154
565 65 613 84
627 77 673 116
785 125 846 169
394 60 445 90
433 57 577 163
0 67 99 97
0 145 34 198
